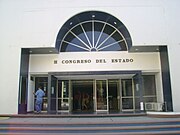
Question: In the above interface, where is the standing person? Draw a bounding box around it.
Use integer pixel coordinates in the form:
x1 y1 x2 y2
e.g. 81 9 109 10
34 86 45 113
82 92 89 110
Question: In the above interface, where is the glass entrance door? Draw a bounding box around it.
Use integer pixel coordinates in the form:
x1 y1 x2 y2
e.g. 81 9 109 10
57 80 70 113
121 79 134 111
96 80 108 112
34 77 48 112
121 74 142 112
72 80 93 113
108 79 119 112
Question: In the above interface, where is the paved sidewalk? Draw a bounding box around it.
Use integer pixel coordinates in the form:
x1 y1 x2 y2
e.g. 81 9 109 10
1 116 180 124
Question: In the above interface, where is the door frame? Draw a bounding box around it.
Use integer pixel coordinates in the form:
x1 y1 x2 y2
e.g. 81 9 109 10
120 72 143 112
95 79 109 113
56 80 71 113
120 78 135 112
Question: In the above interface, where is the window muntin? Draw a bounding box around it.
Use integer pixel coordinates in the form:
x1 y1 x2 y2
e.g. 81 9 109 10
60 20 127 52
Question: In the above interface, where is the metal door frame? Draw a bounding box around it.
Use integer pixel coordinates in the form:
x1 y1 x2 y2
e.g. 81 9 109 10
95 79 109 113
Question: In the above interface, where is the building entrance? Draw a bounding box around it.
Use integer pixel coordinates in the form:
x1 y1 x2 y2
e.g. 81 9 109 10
72 80 93 113
72 79 121 113
46 72 143 114
33 71 165 114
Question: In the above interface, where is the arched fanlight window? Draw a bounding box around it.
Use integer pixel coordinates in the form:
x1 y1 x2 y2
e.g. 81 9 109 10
56 11 132 52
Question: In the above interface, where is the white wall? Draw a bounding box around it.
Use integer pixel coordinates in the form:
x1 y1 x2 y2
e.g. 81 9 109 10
164 2 180 112
0 0 168 47
0 0 180 113
0 46 21 114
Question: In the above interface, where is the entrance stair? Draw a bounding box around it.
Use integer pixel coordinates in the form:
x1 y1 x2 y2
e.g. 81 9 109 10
0 114 180 135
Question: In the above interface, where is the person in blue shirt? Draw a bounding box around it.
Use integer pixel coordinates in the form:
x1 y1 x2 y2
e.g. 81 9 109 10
34 86 45 113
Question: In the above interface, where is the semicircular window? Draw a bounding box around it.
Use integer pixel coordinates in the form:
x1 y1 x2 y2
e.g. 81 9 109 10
57 11 132 52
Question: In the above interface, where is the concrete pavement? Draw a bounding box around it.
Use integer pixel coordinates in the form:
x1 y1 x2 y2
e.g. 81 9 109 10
1 115 180 124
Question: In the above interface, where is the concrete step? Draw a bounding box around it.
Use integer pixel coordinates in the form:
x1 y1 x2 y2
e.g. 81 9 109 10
0 131 180 135
0 119 180 135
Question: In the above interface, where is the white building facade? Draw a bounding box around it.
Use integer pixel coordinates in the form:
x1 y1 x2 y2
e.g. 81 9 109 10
0 0 179 114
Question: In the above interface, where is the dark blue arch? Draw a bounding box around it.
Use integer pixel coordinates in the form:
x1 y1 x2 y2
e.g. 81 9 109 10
55 11 132 52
